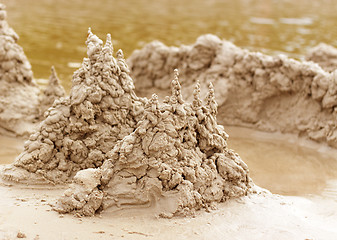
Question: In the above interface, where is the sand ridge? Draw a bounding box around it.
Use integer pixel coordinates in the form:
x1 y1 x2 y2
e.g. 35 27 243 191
306 43 337 72
128 34 337 148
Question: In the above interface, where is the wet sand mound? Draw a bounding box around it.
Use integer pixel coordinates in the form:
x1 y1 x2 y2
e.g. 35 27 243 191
38 66 66 118
0 3 39 136
128 35 337 148
0 4 65 137
1 30 251 217
306 43 337 72
1 29 146 183
56 74 251 217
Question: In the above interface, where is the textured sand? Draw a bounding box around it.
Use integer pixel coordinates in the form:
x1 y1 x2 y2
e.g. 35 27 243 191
1 178 337 240
128 35 337 148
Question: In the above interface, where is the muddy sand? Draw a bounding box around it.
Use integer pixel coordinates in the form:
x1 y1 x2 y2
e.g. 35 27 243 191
0 4 337 239
1 127 337 239
1 30 253 220
1 181 337 240
0 3 65 137
128 34 337 148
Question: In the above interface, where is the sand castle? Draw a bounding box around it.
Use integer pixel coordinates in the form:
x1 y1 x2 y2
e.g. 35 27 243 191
2 29 145 183
0 3 40 136
0 4 66 137
1 30 251 217
128 35 337 148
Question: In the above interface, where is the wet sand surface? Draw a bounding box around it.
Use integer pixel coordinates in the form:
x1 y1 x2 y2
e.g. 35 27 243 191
226 126 337 198
1 177 337 240
1 126 337 198
1 127 337 239
1 1 337 237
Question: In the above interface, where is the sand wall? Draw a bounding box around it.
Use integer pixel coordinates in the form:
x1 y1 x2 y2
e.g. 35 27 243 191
306 43 337 72
128 35 337 148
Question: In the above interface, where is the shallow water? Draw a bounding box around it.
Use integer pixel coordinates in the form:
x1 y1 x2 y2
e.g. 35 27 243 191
0 136 23 165
1 127 337 198
3 0 337 91
226 126 337 198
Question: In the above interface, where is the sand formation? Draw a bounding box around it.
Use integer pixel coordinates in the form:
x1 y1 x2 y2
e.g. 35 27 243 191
128 35 337 148
2 30 251 217
0 4 65 137
306 43 337 72
38 66 66 118
0 3 40 136
1 29 145 183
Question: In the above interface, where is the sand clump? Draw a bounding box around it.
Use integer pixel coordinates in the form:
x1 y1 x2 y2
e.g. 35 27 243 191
0 4 65 137
306 43 337 72
1 30 251 217
1 29 145 183
128 35 337 148
0 3 40 136
56 75 251 217
38 66 66 118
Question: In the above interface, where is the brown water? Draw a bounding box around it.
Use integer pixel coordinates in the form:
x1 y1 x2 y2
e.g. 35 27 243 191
1 127 337 198
226 127 337 198
3 0 337 91
0 136 23 165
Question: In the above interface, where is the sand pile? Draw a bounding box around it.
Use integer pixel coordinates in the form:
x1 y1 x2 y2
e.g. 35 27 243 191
55 74 251 217
306 43 337 72
0 3 40 136
1 29 146 183
128 35 337 148
0 4 65 137
2 30 251 217
38 66 66 118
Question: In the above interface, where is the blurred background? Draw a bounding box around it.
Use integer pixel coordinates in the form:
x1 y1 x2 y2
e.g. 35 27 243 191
3 0 337 91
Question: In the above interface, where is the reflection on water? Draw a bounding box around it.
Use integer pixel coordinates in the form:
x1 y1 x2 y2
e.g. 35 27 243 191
2 0 337 91
226 126 337 198
1 127 337 199
0 136 23 165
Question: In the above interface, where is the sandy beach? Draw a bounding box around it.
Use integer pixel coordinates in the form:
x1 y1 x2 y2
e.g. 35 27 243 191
1 1 337 239
1 126 337 239
1 178 337 240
